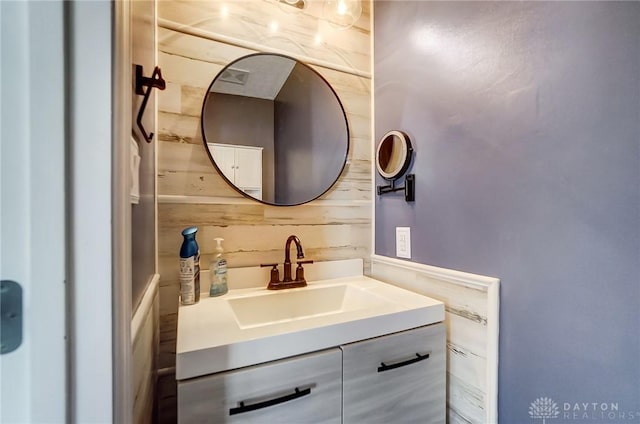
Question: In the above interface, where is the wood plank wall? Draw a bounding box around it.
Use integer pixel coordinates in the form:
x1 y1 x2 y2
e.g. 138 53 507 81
371 257 500 424
156 1 371 420
132 283 159 424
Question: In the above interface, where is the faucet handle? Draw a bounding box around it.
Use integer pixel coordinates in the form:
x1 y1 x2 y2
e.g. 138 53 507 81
295 260 314 284
260 263 280 286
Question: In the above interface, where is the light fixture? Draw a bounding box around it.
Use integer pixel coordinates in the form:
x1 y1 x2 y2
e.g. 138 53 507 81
278 0 307 11
263 0 307 10
322 0 362 30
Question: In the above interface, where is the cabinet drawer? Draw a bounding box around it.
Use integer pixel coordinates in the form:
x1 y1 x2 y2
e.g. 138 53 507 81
342 323 446 424
178 348 342 424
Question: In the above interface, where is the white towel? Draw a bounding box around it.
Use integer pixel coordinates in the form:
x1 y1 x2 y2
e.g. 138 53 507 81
130 136 140 204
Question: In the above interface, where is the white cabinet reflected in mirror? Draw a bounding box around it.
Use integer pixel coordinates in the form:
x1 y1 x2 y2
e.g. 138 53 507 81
208 143 263 200
201 53 349 206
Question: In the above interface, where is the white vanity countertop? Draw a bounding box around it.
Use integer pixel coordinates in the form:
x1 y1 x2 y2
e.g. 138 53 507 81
176 274 444 380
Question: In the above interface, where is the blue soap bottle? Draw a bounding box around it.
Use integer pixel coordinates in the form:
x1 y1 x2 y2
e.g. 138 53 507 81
179 226 200 305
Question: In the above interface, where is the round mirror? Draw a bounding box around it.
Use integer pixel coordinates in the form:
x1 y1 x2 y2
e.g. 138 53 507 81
201 53 349 206
375 130 413 180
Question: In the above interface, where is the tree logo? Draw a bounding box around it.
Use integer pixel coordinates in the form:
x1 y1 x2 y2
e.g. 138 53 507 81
529 397 560 423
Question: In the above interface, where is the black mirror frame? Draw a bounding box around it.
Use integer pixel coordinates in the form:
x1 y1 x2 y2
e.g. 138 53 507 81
200 53 350 207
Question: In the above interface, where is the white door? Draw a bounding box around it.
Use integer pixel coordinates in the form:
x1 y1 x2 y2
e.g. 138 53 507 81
1 1 67 422
234 146 263 190
210 143 237 183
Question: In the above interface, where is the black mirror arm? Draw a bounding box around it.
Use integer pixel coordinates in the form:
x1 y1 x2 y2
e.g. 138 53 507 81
377 174 415 202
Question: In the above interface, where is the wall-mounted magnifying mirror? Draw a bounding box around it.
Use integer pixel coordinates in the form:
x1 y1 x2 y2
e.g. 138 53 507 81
376 130 413 179
201 53 349 206
375 130 415 202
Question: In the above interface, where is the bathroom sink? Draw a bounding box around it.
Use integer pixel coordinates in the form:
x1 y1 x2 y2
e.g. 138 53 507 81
176 275 444 380
227 284 387 328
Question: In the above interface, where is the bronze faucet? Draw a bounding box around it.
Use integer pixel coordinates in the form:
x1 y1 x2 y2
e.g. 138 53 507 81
260 235 313 290
283 235 304 282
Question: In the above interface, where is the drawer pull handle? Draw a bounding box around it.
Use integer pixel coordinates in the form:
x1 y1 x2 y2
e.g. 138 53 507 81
229 387 311 416
378 352 430 373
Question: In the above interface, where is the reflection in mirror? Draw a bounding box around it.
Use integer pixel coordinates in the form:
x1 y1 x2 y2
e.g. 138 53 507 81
201 53 349 206
376 130 412 180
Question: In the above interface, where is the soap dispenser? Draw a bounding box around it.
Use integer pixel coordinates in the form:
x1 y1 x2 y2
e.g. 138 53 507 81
209 237 228 296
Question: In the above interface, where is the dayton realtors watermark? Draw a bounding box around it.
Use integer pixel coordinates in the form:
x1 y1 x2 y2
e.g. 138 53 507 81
530 397 640 422
563 402 639 421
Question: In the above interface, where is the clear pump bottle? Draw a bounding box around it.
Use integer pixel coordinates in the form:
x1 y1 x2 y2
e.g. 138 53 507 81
209 237 228 296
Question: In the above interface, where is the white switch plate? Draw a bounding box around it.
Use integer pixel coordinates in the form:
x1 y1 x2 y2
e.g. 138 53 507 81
396 227 411 259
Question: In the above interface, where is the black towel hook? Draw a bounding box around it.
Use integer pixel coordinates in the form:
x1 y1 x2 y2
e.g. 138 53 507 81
135 64 166 143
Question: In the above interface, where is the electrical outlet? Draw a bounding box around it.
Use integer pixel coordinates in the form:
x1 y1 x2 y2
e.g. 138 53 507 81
396 227 411 259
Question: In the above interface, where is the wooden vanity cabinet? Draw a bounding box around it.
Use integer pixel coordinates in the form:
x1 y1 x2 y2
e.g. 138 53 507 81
178 324 445 423
342 323 446 424
178 348 342 423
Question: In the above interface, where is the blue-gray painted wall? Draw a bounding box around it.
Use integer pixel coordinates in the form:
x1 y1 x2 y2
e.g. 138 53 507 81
374 2 640 422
